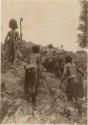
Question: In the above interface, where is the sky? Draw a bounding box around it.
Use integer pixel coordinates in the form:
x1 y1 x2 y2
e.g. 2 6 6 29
1 0 81 51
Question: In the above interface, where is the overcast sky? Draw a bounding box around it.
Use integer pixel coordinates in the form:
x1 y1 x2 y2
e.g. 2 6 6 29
1 0 81 51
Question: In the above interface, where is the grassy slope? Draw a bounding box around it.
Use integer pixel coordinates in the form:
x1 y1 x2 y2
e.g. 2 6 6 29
1 41 87 124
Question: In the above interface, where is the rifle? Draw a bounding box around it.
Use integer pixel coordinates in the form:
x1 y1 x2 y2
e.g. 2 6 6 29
20 18 23 42
58 52 65 55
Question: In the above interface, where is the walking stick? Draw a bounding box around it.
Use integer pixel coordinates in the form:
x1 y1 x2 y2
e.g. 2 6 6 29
20 18 23 42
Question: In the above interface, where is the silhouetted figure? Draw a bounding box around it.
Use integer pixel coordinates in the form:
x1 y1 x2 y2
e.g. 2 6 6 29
4 19 20 64
24 45 41 104
62 56 84 116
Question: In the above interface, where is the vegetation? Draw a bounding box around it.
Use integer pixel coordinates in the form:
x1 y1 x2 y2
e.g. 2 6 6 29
77 0 88 48
1 41 87 124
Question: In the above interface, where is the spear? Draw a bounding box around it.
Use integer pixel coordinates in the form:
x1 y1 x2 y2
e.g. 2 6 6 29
20 18 23 42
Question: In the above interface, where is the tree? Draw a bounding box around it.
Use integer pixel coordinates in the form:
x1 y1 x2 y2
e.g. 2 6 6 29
77 0 88 48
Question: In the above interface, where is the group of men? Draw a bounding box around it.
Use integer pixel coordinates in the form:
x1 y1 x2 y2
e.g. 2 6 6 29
4 19 85 117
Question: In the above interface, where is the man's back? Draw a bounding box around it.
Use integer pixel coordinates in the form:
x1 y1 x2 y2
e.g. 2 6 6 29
63 63 77 79
8 30 19 42
30 53 41 64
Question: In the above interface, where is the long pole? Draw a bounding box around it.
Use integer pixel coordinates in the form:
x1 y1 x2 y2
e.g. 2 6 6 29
20 18 23 42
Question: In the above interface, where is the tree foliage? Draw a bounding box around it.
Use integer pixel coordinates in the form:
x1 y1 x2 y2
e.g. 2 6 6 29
77 0 88 48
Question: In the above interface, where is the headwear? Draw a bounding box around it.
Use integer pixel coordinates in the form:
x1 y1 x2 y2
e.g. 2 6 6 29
9 19 18 29
48 44 53 49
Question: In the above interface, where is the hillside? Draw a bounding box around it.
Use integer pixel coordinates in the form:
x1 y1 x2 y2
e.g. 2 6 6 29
1 41 87 124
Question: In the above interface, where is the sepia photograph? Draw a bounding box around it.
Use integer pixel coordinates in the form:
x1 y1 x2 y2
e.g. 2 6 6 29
0 0 88 124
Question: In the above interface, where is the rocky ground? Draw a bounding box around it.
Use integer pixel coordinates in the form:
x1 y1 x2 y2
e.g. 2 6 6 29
1 61 87 124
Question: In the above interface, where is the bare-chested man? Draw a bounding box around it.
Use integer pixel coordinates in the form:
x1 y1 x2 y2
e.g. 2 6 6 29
4 19 20 64
62 56 84 116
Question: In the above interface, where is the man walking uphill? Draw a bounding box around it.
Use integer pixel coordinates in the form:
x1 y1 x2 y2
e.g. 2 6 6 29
24 45 42 104
4 19 20 64
62 56 84 117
